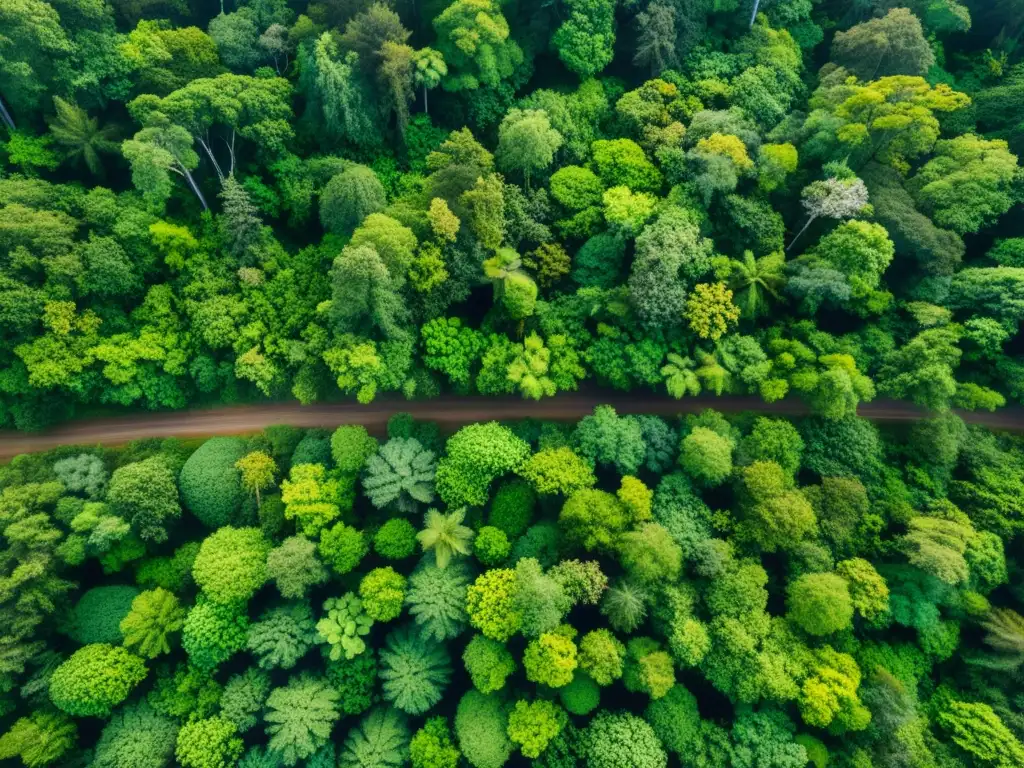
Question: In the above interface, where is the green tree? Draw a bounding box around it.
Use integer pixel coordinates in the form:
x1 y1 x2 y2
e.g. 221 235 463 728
578 711 667 768
50 644 147 717
523 627 578 688
265 674 340 766
466 568 522 641
435 423 530 507
455 691 510 768
175 716 243 768
320 165 386 235
246 603 317 670
463 634 516 694
359 567 407 622
787 572 854 636
316 593 373 661
432 0 523 91
552 0 616 78
406 560 472 642
380 625 452 715
339 707 410 768
107 457 181 543
182 599 250 671
93 702 177 768
220 668 272 732
235 451 278 510
363 438 437 513
410 717 460 768
192 526 270 605
936 700 1024 768
831 8 934 79
120 588 185 659
47 97 119 177
507 699 567 758
496 109 563 189
0 711 76 768
909 134 1020 235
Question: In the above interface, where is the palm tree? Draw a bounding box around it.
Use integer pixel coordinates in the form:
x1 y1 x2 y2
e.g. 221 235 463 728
727 250 785 319
47 96 119 177
416 508 474 569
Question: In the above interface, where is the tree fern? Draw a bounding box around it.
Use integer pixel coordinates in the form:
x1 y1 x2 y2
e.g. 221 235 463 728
264 674 340 766
47 96 118 177
247 603 318 670
363 438 437 513
405 559 472 642
416 508 474 569
339 707 410 768
379 625 452 715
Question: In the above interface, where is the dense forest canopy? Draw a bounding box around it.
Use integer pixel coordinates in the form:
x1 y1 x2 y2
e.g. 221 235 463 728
0 408 1022 767
1 0 1024 429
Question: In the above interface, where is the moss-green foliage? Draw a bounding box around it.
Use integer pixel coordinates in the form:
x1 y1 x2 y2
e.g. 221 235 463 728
120 587 186 658
264 674 340 766
380 625 453 715
462 634 516 694
175 716 244 768
330 426 378 473
94 702 178 768
489 479 536 537
0 711 76 768
326 650 379 716
178 438 248 528
49 644 148 717
360 567 408 622
339 707 410 768
473 525 510 565
147 663 222 720
319 522 369 575
374 518 418 560
406 559 472 642
67 585 139 644
192 526 270 605
579 711 667 768
559 672 600 714
455 691 511 768
182 598 250 671
410 717 460 768
220 668 272 733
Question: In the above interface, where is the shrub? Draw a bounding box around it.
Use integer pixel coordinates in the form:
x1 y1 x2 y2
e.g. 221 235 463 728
0 711 76 768
50 644 147 717
53 453 108 498
578 629 626 685
326 651 378 716
107 457 181 542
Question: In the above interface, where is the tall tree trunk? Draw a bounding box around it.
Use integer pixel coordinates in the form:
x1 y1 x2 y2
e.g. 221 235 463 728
423 84 429 115
749 0 761 27
0 94 15 132
181 167 210 211
197 135 226 183
786 214 818 252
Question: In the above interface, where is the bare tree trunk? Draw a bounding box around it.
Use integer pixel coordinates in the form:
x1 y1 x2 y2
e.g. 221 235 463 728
749 0 761 27
180 166 210 211
423 84 429 115
0 94 15 132
786 214 818 252
197 134 226 183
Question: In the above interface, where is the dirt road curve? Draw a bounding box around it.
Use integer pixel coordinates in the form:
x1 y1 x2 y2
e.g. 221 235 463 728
1 394 1022 460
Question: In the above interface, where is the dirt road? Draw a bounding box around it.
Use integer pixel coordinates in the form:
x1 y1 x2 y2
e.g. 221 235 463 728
1 394 1021 460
